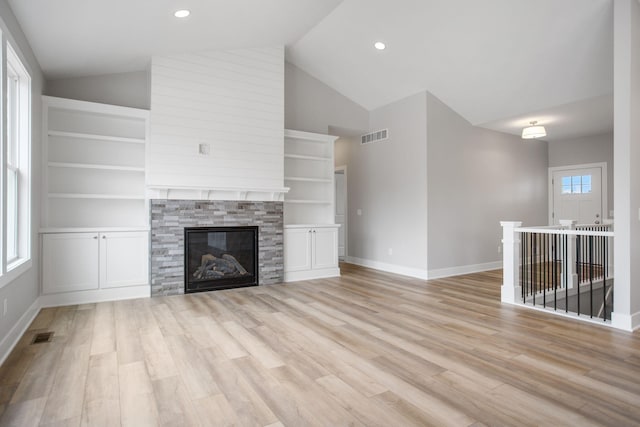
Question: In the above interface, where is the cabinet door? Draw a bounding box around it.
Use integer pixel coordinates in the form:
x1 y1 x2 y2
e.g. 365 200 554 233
42 233 99 294
284 228 312 272
312 227 339 270
99 232 149 288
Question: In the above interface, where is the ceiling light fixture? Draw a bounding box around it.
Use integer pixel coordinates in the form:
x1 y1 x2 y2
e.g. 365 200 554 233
374 41 386 50
521 120 546 139
174 9 190 18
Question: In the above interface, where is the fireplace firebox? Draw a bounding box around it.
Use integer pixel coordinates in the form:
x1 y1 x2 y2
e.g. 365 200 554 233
184 226 258 293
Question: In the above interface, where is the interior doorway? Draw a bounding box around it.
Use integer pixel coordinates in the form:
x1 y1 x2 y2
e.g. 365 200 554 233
335 166 347 260
549 163 607 225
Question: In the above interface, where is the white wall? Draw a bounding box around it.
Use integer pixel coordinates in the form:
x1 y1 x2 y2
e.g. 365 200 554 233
45 70 150 110
548 132 614 215
340 92 428 274
0 0 44 359
426 92 548 273
148 47 284 191
285 61 368 134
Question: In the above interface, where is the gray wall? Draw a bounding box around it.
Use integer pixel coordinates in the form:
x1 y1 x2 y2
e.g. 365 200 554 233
426 92 548 272
285 61 368 134
0 0 44 353
548 132 614 216
339 92 428 271
45 70 150 109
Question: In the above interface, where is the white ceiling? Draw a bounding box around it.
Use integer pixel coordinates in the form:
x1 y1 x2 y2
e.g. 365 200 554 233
7 0 343 78
8 0 614 141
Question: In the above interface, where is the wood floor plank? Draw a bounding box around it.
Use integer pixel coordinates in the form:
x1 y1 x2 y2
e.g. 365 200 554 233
1 263 639 426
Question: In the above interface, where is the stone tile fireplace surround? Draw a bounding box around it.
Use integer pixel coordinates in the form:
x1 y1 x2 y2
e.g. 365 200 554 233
150 200 284 296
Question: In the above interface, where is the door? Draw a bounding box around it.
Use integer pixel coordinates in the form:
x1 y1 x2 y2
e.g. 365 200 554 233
334 169 346 259
312 227 339 270
552 166 603 225
42 233 99 294
284 228 312 272
99 232 149 288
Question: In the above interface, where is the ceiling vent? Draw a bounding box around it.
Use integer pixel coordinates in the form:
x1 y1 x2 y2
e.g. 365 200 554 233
361 129 389 145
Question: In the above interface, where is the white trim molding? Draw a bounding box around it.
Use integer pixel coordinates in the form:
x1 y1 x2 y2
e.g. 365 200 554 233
345 256 502 281
611 311 640 332
39 285 150 308
0 298 40 366
146 186 289 202
428 261 503 280
346 256 429 280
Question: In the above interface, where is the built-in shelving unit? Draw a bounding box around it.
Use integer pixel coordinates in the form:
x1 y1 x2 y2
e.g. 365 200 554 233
42 96 149 230
284 129 340 282
284 129 338 225
40 96 151 304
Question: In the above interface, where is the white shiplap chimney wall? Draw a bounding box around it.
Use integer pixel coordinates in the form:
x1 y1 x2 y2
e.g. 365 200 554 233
147 46 286 200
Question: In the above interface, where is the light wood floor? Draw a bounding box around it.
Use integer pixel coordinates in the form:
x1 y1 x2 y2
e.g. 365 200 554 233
1 263 640 426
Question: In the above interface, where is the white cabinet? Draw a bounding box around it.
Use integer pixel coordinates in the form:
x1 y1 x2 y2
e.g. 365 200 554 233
40 96 150 305
284 225 339 282
42 233 100 294
42 232 149 295
100 232 149 288
283 129 341 282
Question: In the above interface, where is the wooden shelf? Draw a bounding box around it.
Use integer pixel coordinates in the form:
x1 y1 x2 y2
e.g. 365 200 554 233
48 130 146 145
284 176 332 183
48 162 145 172
284 154 332 161
48 193 144 200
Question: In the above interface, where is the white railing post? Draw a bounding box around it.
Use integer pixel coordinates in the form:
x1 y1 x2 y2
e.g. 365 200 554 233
559 220 577 288
501 221 522 304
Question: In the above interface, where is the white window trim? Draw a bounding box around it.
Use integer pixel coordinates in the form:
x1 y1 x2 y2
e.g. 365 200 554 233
0 39 32 289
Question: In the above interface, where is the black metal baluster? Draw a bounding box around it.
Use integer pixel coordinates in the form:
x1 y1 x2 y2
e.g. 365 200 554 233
564 234 569 313
532 233 536 306
589 235 594 318
553 233 557 311
603 235 607 321
576 234 581 316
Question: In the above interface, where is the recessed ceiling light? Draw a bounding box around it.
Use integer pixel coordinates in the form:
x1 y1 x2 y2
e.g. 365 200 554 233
174 9 190 18
374 42 386 50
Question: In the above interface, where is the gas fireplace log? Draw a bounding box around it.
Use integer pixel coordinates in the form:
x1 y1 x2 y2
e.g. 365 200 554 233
222 254 248 275
192 253 249 280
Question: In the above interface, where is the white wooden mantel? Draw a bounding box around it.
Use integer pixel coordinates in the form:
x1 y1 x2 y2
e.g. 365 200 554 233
146 185 289 202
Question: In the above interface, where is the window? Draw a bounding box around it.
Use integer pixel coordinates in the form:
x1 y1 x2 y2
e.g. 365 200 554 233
561 174 592 195
1 43 31 284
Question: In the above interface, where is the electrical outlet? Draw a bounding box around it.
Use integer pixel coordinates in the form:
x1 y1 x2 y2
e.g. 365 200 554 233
357 209 362 216
198 143 211 155
3 298 7 316
388 248 393 256
498 244 502 253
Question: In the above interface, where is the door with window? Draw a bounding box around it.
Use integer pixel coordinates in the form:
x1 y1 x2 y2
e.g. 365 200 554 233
551 166 603 225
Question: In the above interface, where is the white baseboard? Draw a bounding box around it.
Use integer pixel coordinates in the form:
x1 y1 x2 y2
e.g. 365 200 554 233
345 256 429 280
39 285 150 308
428 261 502 279
284 267 340 283
345 257 501 281
611 311 640 332
0 298 41 366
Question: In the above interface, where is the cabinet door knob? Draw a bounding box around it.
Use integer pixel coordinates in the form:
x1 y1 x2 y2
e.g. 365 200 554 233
102 235 106 239
93 236 98 239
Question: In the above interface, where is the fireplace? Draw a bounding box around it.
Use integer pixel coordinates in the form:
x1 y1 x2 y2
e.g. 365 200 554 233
184 226 259 293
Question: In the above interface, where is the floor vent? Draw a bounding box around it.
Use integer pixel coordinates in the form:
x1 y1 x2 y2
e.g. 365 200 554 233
361 128 389 145
31 332 53 344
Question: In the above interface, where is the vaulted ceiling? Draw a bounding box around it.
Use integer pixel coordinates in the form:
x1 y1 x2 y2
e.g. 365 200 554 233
8 0 614 141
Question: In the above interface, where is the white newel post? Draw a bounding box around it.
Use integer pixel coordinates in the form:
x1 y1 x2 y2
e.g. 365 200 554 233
559 220 577 289
500 221 522 304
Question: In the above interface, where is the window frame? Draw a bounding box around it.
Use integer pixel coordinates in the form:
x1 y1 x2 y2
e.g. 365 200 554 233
0 39 32 288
